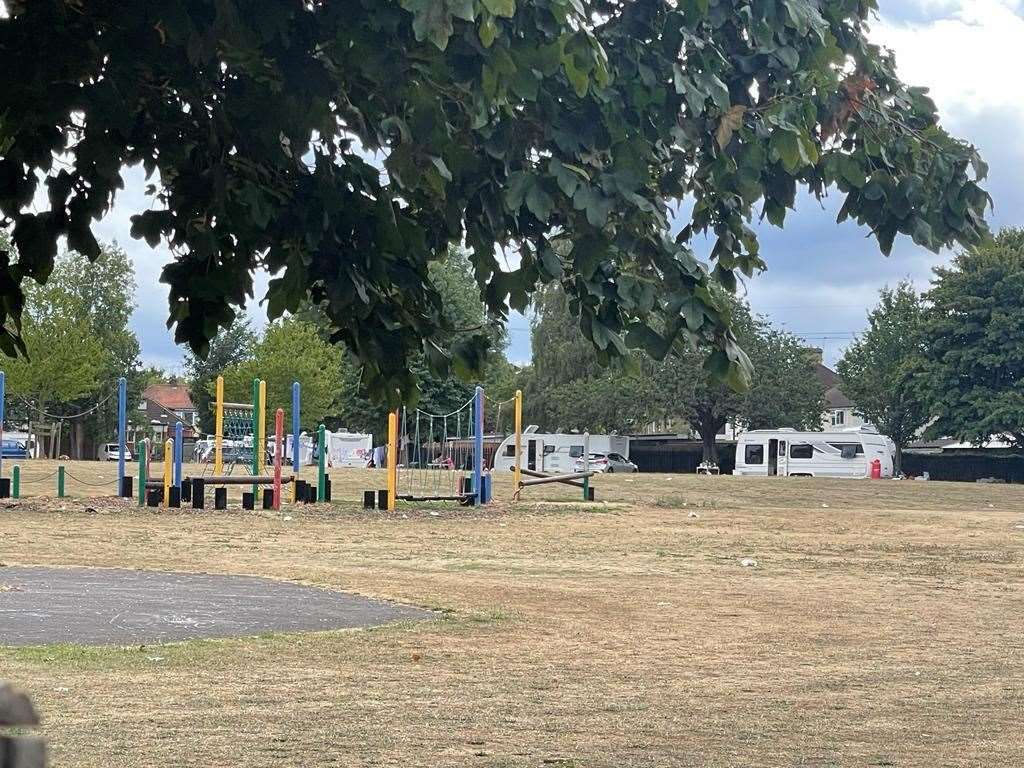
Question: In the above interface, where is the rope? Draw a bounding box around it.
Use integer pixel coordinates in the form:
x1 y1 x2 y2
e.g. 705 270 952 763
62 471 119 488
483 394 516 406
413 395 476 420
14 391 116 421
12 470 59 484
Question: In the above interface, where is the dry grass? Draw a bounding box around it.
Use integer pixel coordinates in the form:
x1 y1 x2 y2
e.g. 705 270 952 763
1 461 1023 766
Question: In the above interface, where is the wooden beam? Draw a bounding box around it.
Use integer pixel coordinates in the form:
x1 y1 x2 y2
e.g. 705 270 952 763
189 475 293 486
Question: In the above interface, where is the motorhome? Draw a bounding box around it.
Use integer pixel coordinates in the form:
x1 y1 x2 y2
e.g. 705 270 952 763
492 427 631 474
734 427 894 479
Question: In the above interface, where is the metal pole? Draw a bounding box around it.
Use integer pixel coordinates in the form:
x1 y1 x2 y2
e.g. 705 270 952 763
317 423 326 502
57 465 65 498
273 408 283 509
251 378 260 499
174 421 183 490
387 410 398 511
137 440 146 507
12 465 19 499
117 376 127 493
0 371 6 483
473 385 484 504
214 375 224 475
513 389 522 497
291 381 300 502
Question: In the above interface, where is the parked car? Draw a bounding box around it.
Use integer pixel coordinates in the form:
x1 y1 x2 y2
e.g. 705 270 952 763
573 452 638 474
1 439 30 459
100 443 133 461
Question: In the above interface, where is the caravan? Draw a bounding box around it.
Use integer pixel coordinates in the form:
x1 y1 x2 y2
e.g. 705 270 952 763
492 426 631 474
734 427 894 479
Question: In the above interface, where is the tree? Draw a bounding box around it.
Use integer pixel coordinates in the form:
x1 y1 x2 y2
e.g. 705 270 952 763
918 230 1024 447
837 282 928 473
0 1 990 405
220 319 344 430
184 319 257 433
742 327 825 433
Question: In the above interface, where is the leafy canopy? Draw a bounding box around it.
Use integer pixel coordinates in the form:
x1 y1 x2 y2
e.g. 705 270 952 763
836 281 928 470
0 0 989 404
919 230 1024 447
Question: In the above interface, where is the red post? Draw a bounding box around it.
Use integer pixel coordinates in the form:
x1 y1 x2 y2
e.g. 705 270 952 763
870 458 882 480
273 408 284 509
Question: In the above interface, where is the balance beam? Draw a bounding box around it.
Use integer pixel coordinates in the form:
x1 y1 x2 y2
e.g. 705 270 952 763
519 470 595 489
192 475 294 485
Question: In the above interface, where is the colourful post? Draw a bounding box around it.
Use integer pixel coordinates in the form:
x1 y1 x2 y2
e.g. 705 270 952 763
174 421 183 490
387 410 398 511
582 432 590 501
473 386 484 504
513 389 522 496
137 440 146 507
273 408 283 509
163 438 173 505
0 370 5 483
117 376 127 493
214 375 224 475
12 465 19 499
57 465 65 498
317 423 326 502
251 378 260 498
258 379 267 474
291 382 300 503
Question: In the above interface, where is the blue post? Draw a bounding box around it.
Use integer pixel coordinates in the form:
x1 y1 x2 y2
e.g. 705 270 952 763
0 370 6 482
292 382 300 477
117 377 127 492
473 385 484 504
174 421 183 489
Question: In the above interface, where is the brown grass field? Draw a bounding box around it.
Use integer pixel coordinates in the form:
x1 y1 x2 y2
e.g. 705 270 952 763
1 459 1023 767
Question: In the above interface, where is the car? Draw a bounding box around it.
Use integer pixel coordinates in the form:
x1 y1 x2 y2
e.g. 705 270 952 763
100 443 133 461
1 439 29 460
573 452 638 474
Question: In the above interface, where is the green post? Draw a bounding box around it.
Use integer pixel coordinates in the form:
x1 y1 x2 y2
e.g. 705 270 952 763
12 465 20 499
137 440 146 507
317 423 326 502
57 465 65 498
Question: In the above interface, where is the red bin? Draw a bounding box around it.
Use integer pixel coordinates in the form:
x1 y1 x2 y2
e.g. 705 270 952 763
870 458 882 480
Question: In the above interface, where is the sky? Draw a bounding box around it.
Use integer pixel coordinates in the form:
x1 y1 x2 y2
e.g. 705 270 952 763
87 0 1024 371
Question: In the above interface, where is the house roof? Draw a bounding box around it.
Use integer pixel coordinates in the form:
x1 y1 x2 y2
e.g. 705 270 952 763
815 363 853 410
143 384 195 411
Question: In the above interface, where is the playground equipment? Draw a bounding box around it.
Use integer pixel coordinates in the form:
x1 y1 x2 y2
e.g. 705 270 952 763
506 390 597 502
370 386 491 510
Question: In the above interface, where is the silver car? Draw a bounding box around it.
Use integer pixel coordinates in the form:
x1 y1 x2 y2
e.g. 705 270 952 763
573 452 638 473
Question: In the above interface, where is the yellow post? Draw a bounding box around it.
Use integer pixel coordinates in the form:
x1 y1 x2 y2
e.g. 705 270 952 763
387 410 398 511
163 438 173 506
513 389 522 495
214 375 224 475
258 379 267 474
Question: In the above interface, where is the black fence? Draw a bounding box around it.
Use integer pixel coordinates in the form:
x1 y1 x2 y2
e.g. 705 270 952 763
903 451 1024 484
629 439 737 474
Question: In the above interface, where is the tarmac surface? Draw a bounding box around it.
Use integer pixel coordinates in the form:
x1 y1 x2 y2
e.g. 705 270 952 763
0 566 432 646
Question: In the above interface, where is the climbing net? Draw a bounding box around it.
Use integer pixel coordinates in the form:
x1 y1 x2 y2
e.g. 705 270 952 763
398 396 476 501
207 404 254 475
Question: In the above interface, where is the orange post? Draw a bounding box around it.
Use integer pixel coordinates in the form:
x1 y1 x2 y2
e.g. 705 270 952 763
273 408 284 509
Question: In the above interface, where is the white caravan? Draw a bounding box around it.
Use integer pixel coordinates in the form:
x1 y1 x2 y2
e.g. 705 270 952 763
734 427 894 479
492 426 631 474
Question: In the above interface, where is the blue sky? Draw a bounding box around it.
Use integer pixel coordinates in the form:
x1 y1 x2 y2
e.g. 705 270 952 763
98 0 1024 371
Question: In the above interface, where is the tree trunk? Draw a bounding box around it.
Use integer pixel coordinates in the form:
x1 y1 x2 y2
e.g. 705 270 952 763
73 422 85 460
894 443 903 476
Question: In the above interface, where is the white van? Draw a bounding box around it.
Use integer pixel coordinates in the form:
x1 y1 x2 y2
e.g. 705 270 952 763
734 427 894 479
492 426 630 474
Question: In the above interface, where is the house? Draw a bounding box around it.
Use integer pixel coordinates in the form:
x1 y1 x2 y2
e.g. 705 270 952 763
136 383 200 443
807 349 868 431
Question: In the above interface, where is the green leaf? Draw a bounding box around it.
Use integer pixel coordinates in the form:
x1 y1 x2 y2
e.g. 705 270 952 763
482 0 515 18
525 183 554 221
478 14 497 47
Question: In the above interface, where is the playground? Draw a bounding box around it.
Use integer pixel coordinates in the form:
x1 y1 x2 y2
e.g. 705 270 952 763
2 472 1023 766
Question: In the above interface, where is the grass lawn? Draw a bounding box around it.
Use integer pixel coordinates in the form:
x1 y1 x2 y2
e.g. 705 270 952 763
1 461 1023 766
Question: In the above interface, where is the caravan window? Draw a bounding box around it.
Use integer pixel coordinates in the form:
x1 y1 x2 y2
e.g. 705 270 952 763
789 444 813 460
503 444 515 457
828 442 864 456
543 445 556 455
569 445 584 458
744 444 764 465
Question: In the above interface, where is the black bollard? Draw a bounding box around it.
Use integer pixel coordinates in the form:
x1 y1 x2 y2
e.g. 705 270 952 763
192 478 205 509
363 490 376 509
168 487 181 508
324 475 332 502
120 475 133 499
262 488 274 509
146 489 161 507
242 492 254 511
377 489 388 510
181 478 192 503
214 487 227 510
0 478 10 499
